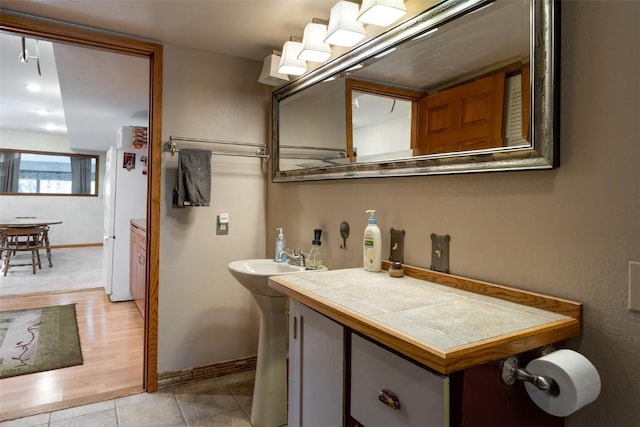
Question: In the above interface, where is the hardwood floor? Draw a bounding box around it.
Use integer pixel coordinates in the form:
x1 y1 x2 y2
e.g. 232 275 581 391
0 289 144 422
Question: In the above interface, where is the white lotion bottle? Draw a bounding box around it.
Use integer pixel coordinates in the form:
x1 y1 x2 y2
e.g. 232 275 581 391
363 210 381 272
274 228 286 262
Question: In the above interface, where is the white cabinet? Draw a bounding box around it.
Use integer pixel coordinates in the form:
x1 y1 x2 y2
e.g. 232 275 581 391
288 300 344 427
349 334 448 427
287 302 447 427
286 302 560 427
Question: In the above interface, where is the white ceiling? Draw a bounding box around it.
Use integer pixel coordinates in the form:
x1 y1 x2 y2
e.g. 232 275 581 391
0 0 338 151
0 0 338 61
0 32 150 151
1 35 67 135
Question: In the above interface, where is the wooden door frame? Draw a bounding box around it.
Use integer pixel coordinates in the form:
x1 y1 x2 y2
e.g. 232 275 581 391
0 11 162 392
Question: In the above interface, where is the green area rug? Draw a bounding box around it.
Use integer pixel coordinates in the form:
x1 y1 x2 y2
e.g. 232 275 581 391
0 304 83 379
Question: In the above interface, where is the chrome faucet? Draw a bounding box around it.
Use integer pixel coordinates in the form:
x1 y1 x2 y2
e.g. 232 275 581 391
275 250 288 262
285 248 306 267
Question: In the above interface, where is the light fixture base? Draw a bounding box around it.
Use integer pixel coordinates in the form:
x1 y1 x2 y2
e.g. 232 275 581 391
257 54 290 86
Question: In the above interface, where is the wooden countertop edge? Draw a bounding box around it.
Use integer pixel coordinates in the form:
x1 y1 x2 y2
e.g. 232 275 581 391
269 268 583 374
382 260 583 321
442 318 581 373
130 219 146 230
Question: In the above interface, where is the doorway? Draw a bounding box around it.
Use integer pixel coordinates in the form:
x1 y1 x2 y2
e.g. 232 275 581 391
0 8 161 409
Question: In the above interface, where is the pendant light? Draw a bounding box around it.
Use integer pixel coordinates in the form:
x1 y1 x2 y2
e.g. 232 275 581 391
299 20 332 63
324 1 366 47
278 39 307 76
18 37 42 76
358 0 408 27
257 52 290 86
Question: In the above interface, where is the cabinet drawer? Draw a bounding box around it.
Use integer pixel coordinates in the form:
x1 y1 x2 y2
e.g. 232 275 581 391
350 334 448 427
131 225 146 248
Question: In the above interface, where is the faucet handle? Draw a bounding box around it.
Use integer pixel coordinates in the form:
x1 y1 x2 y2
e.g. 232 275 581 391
284 249 306 266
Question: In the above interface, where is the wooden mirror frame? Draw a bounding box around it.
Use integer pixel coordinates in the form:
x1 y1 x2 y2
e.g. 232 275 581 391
0 11 162 393
272 0 559 182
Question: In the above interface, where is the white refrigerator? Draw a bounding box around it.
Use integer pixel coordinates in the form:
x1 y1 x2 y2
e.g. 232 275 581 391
103 126 148 302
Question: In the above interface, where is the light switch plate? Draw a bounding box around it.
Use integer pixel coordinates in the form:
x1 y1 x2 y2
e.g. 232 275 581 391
430 233 450 273
629 261 640 311
389 228 405 262
216 214 229 235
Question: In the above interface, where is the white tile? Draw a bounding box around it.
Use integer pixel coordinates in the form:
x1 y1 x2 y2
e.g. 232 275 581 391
2 373 257 427
186 407 251 427
116 392 185 427
0 413 49 427
50 409 117 427
50 400 115 422
174 383 241 420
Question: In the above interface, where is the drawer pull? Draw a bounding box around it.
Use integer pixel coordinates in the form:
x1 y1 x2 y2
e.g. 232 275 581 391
378 387 401 410
293 316 297 339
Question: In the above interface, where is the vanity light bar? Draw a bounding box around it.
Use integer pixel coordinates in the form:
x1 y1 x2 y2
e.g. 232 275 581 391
358 0 408 27
260 0 411 85
299 19 332 63
278 38 307 76
325 1 366 47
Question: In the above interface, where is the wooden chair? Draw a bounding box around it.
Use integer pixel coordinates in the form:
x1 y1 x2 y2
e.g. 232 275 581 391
0 226 47 276
41 225 53 267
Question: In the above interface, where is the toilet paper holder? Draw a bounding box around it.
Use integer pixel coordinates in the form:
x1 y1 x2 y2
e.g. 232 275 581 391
501 346 560 395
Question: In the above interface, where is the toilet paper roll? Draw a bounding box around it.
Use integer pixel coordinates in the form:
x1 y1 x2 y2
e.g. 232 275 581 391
524 349 601 417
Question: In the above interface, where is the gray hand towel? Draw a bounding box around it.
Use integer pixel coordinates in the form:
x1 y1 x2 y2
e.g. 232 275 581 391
178 149 211 207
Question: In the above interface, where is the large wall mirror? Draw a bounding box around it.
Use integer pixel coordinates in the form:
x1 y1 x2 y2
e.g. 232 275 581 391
272 0 559 182
0 148 98 196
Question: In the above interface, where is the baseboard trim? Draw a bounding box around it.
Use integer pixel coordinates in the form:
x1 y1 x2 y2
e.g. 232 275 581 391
51 243 103 249
158 355 257 389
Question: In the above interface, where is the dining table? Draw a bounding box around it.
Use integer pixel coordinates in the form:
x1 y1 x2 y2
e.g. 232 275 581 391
0 218 63 267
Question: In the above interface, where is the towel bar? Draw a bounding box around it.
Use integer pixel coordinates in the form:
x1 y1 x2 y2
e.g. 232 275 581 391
163 136 269 159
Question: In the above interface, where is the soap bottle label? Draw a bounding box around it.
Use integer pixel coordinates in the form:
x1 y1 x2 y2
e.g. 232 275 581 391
364 239 375 268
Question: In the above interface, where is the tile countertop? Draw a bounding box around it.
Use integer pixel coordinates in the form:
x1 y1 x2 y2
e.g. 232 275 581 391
268 264 582 374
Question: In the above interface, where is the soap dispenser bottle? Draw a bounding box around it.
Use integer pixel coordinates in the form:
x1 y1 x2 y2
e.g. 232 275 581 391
274 228 286 262
363 210 381 272
306 229 324 270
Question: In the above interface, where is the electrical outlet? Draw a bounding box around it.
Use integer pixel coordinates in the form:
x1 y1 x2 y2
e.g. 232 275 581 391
630 261 640 311
430 233 450 273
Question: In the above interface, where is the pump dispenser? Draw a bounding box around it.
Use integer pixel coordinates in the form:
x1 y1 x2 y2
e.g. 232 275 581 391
306 229 324 270
363 210 381 272
274 228 286 262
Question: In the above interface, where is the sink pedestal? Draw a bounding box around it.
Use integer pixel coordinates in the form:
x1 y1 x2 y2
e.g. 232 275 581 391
250 293 288 427
227 259 328 427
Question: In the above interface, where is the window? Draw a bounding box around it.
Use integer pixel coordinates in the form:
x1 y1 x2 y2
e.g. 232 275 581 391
0 149 98 196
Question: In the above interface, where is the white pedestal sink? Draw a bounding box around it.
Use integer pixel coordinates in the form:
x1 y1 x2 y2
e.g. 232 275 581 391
228 259 327 427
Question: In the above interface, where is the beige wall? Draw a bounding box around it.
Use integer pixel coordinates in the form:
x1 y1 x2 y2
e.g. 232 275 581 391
266 2 640 426
158 44 268 371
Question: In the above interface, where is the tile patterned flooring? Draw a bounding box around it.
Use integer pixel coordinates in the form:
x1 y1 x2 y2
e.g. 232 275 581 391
0 371 262 427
